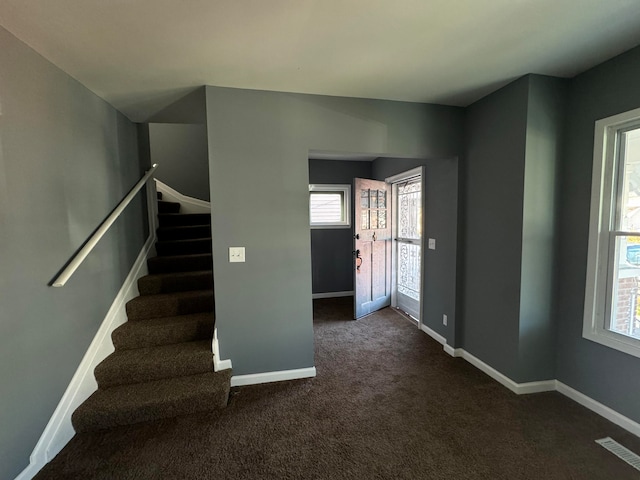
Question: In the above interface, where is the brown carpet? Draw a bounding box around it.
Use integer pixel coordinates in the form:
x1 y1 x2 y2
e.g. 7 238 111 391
36 297 640 479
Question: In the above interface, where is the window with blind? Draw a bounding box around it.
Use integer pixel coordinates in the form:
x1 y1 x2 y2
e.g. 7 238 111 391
309 184 350 228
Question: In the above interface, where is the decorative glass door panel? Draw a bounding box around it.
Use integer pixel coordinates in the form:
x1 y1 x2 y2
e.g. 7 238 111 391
396 178 422 319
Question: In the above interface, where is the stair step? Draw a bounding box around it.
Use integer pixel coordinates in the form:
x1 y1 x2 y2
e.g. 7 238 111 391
147 253 213 274
157 200 180 214
126 290 213 320
158 213 211 227
157 224 212 241
156 238 212 256
112 313 214 350
138 270 213 295
71 370 232 432
95 340 213 388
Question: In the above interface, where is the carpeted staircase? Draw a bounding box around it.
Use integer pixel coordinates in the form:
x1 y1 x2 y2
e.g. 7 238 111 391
71 194 231 432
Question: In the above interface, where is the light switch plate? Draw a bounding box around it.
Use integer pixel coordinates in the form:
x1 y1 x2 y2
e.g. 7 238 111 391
428 238 436 250
229 247 245 262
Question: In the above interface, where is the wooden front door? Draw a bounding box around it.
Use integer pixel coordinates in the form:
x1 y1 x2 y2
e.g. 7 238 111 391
354 178 391 319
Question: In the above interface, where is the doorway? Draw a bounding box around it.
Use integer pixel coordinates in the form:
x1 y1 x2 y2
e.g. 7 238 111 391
388 167 424 322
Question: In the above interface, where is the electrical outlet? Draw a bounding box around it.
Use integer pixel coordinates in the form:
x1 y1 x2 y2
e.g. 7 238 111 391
229 247 245 263
443 314 448 326
428 238 436 250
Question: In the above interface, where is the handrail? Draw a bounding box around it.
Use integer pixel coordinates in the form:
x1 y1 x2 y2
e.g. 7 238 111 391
51 164 158 287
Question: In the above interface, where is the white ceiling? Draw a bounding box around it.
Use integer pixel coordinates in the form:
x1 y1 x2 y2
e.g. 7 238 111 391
2 0 640 122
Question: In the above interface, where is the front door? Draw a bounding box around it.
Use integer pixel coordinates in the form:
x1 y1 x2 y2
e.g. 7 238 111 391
394 176 423 320
354 178 391 319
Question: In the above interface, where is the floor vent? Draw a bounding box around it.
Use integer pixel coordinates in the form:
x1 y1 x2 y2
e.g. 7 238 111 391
596 437 640 471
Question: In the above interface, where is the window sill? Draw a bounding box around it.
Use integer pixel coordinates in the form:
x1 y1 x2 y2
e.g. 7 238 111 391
310 224 351 230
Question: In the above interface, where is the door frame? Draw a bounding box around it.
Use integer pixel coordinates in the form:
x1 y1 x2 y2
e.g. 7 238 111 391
386 166 426 326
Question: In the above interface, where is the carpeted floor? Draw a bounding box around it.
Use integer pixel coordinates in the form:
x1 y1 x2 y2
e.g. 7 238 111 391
35 297 640 479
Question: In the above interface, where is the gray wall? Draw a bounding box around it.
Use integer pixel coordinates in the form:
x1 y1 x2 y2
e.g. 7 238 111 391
462 77 529 381
206 86 464 375
372 157 459 344
461 74 565 383
0 27 147 479
149 123 210 201
518 75 567 381
308 159 372 294
555 45 640 423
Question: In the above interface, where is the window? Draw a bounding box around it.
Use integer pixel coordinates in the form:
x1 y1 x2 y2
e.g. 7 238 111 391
584 106 640 358
309 184 350 228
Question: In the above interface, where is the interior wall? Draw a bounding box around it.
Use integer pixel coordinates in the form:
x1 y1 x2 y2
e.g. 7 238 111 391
0 26 148 480
206 86 464 375
518 75 568 381
462 74 565 383
308 159 372 294
149 123 210 201
372 157 459 344
462 76 529 381
555 45 640 424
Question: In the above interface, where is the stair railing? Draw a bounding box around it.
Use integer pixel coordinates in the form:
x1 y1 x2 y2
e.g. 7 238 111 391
51 164 158 287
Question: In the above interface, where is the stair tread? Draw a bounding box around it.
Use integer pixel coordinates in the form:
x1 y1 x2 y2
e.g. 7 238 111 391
157 200 181 213
137 270 213 295
156 225 212 241
112 312 214 350
95 340 212 388
72 370 232 432
101 338 212 362
126 289 214 320
150 252 212 259
128 289 213 303
158 213 211 227
95 340 213 388
140 269 213 280
157 225 211 231
157 237 212 243
147 253 213 274
155 237 212 256
112 312 214 347
158 213 209 218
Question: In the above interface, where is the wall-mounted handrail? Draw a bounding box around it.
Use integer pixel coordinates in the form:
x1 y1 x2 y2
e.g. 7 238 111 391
51 164 158 287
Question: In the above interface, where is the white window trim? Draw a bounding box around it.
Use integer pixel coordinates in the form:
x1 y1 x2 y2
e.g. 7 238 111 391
584 106 640 359
309 184 351 229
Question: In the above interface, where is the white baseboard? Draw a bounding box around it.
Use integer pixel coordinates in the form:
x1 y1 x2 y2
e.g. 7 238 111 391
556 381 640 438
15 235 155 480
212 328 233 372
155 179 211 214
312 291 354 299
452 348 556 395
443 345 463 357
442 346 640 438
420 323 447 346
231 367 317 387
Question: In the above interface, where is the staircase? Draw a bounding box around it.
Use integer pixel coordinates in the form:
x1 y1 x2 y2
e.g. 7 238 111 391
71 194 231 432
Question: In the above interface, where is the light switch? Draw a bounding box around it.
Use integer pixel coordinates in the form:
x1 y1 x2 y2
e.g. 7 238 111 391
229 247 246 263
428 238 436 250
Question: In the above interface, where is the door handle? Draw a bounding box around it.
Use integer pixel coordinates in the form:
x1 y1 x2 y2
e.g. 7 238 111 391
353 249 362 272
